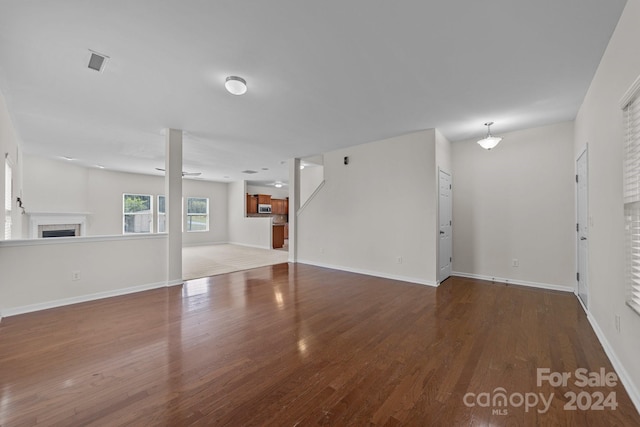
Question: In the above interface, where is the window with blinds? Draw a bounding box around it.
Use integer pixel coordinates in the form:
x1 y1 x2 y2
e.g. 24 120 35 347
622 75 640 316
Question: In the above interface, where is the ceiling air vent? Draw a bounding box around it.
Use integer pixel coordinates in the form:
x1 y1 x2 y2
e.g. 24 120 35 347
242 170 258 174
87 50 109 72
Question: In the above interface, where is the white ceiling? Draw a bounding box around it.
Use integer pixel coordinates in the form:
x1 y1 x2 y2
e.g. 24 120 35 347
0 0 626 183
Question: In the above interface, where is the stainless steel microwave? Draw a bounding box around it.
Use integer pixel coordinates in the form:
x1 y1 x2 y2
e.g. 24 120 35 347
258 204 272 214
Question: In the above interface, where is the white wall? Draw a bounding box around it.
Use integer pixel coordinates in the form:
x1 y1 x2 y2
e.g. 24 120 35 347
574 0 640 407
299 164 324 207
0 89 23 240
451 121 575 289
0 235 168 317
246 184 289 199
22 155 89 213
22 155 228 244
227 180 271 249
297 130 438 285
435 128 452 175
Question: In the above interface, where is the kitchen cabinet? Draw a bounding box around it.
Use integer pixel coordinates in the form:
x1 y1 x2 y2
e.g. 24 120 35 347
272 199 283 214
273 224 285 249
257 194 271 205
246 194 257 215
271 198 289 215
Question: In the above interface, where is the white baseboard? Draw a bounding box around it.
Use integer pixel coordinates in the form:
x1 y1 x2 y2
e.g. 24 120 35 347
1 280 180 318
586 312 640 414
451 271 574 293
297 259 438 287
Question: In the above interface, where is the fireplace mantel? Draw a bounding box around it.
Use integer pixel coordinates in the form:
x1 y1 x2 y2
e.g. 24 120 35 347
27 212 91 239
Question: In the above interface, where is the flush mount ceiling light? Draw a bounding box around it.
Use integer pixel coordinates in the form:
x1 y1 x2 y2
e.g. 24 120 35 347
225 76 247 95
155 167 201 177
477 122 503 150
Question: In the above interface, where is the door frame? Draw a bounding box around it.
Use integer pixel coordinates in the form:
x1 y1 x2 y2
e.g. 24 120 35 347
576 146 589 311
437 168 452 284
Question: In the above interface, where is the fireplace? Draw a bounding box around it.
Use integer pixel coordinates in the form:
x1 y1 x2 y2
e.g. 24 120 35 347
28 213 89 239
42 229 76 238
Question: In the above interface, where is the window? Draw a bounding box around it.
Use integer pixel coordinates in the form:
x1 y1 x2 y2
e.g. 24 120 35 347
622 76 640 316
186 197 209 232
4 160 11 239
123 194 153 233
158 195 166 233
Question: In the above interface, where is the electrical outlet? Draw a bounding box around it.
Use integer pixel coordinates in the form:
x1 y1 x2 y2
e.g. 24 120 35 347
615 315 621 333
397 256 402 264
72 270 81 281
512 259 519 267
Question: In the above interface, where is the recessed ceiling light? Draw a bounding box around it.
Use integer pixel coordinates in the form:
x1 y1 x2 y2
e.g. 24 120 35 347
95 164 105 169
275 183 282 188
300 165 305 170
225 76 247 95
241 170 258 174
62 156 75 161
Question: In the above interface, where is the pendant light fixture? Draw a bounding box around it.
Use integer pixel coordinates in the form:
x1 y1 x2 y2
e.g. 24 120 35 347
477 121 502 150
225 76 247 95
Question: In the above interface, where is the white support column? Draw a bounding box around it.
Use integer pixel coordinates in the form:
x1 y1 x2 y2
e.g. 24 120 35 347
165 129 183 285
288 158 300 263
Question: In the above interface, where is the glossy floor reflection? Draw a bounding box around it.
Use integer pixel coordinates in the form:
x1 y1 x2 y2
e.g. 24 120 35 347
0 264 638 425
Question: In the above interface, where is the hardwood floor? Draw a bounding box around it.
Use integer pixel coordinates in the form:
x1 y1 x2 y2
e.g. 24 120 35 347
1 264 638 426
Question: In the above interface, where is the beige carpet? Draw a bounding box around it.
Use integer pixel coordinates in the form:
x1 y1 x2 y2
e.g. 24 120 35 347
182 244 289 280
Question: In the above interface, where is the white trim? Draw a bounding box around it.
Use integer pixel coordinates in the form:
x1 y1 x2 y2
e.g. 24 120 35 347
167 279 184 287
28 212 90 238
1 280 178 318
586 312 640 414
575 290 588 314
298 259 438 287
451 271 574 292
4 152 14 167
576 147 589 308
297 180 325 215
437 168 452 283
619 73 640 109
0 233 167 248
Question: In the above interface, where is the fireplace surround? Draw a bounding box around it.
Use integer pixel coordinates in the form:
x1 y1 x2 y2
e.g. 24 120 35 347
28 213 89 239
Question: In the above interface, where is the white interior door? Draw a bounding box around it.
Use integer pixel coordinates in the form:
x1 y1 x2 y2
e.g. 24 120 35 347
439 170 452 282
577 150 589 308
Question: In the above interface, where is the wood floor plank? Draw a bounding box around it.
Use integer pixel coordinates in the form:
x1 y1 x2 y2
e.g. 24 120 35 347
1 264 639 426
